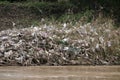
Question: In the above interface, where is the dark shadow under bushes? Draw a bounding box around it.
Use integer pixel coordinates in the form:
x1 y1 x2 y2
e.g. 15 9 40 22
0 0 120 27
27 1 77 17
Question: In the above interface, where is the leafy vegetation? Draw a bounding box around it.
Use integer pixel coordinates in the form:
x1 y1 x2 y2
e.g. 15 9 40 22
0 0 119 23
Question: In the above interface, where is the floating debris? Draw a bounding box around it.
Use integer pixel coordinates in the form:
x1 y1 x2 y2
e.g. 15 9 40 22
0 21 120 66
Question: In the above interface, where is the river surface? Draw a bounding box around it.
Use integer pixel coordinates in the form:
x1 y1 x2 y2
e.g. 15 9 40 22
0 66 120 80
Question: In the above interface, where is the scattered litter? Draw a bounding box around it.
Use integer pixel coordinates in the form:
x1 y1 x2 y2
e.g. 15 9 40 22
0 22 120 66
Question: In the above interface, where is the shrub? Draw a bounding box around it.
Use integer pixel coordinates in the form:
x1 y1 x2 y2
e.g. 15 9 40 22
26 1 76 16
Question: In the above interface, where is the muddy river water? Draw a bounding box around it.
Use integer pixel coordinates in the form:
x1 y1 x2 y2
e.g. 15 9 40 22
0 66 120 80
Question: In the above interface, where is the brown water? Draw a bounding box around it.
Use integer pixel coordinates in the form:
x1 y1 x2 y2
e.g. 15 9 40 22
0 66 120 80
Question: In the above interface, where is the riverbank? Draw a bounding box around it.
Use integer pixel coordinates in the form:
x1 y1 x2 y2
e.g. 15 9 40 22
0 2 120 66
0 1 119 31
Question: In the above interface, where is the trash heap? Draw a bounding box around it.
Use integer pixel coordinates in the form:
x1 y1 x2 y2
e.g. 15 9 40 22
0 22 120 66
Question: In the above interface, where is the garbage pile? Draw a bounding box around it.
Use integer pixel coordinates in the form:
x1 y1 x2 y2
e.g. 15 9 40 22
0 22 120 66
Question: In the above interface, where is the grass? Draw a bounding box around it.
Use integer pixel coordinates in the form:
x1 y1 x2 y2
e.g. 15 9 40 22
0 1 118 27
